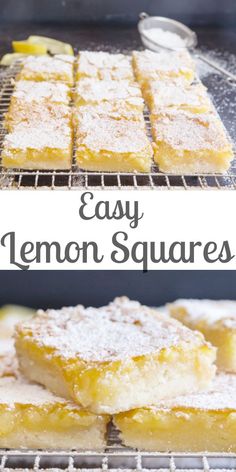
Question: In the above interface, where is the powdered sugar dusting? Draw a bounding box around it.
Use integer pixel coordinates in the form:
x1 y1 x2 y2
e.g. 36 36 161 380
16 297 208 362
0 376 74 407
78 51 134 80
77 115 152 153
148 81 211 112
133 49 195 75
156 374 236 411
169 299 236 329
75 78 143 105
21 55 74 76
3 118 71 151
151 111 232 151
13 80 70 104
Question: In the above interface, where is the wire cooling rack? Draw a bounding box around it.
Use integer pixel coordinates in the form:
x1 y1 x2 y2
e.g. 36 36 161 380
0 54 235 190
0 424 235 470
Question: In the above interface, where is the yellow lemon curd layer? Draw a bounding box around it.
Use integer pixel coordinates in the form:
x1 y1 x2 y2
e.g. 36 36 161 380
168 299 236 372
114 373 236 452
15 297 216 414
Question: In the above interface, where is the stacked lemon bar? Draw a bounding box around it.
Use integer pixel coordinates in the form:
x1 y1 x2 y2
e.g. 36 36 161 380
1 296 236 452
2 55 74 169
74 52 153 172
133 49 233 173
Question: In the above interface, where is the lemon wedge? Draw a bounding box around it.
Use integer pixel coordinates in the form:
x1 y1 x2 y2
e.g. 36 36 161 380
12 40 47 55
27 36 74 55
0 305 35 339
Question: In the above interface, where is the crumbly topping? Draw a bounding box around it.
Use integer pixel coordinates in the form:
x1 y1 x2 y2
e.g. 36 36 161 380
0 376 73 406
151 111 232 151
3 120 71 151
76 115 151 153
13 80 70 104
133 49 195 74
169 299 236 329
149 81 210 111
21 55 74 76
75 78 143 104
16 297 208 362
156 374 236 411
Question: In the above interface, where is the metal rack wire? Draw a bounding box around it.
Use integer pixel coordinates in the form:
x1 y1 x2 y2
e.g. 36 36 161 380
0 55 235 190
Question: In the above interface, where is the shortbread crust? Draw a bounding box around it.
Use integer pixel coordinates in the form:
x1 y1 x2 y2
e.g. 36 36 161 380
75 114 152 172
168 299 236 372
77 51 134 80
114 373 236 452
15 297 216 414
151 111 233 173
0 376 108 449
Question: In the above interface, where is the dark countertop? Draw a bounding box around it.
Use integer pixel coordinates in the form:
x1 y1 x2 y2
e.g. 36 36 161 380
0 23 235 58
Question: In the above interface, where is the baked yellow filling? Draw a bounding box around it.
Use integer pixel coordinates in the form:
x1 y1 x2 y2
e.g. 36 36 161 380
74 78 144 111
132 50 195 86
168 299 236 372
17 55 75 85
15 297 216 414
75 115 152 172
0 376 109 449
114 373 236 452
151 111 233 174
77 51 134 81
145 81 212 115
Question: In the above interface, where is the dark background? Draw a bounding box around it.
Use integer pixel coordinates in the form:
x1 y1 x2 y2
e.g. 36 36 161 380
0 271 235 309
0 0 235 58
0 0 235 27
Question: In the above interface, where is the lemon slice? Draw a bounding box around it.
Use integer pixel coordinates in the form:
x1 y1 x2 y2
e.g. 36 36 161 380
27 35 74 56
0 305 35 339
12 40 47 55
0 53 29 66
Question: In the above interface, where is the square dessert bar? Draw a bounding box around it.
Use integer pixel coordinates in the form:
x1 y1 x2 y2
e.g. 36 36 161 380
168 299 236 372
146 81 212 115
115 373 236 452
11 80 71 106
0 376 109 449
2 119 72 169
75 114 152 172
132 50 195 85
17 55 75 84
15 297 216 414
74 78 144 111
4 101 71 132
77 51 134 80
151 111 233 174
